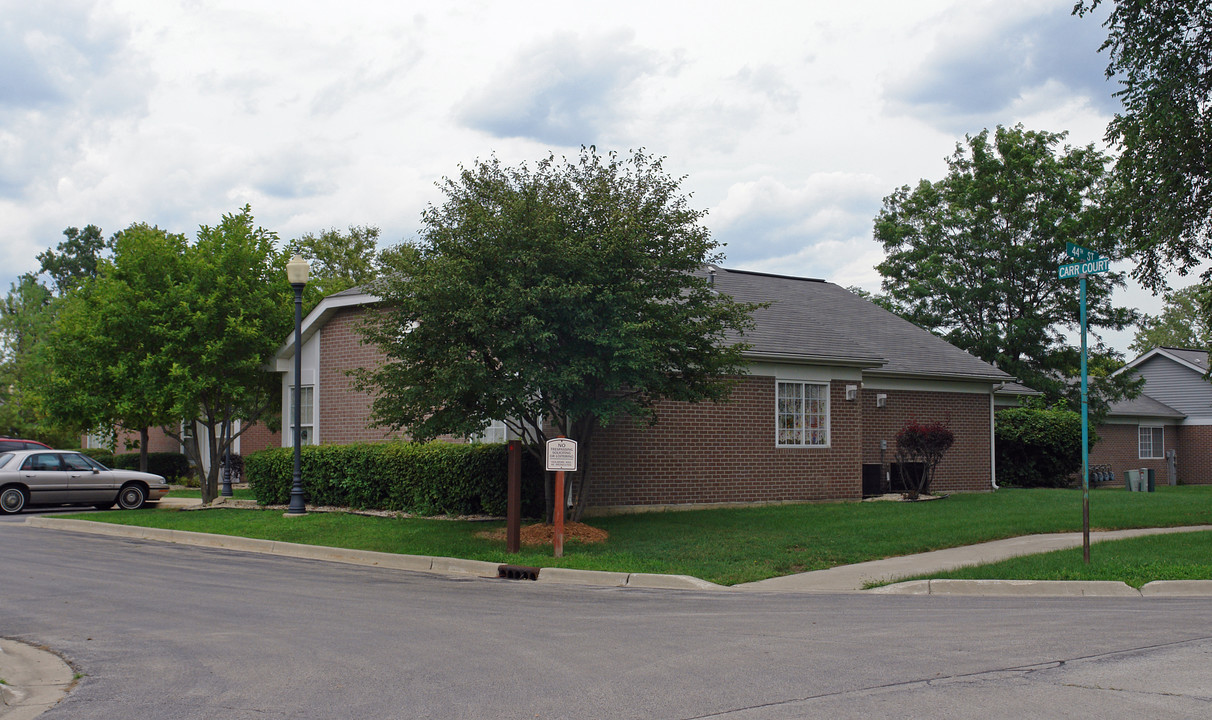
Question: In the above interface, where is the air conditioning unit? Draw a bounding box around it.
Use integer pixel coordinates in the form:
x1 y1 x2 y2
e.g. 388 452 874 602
876 393 887 408
845 385 858 401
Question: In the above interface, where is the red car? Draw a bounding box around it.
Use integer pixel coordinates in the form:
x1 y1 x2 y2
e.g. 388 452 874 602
0 438 53 452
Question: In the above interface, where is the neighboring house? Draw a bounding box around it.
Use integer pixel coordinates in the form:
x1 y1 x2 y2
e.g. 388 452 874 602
993 381 1042 409
1091 346 1212 486
271 267 1015 512
84 422 281 473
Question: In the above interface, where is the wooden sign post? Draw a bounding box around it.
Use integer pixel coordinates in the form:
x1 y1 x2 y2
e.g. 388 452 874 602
506 440 521 554
545 437 578 558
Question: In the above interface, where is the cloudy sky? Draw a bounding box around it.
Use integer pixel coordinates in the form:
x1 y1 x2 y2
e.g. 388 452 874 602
2 0 1161 352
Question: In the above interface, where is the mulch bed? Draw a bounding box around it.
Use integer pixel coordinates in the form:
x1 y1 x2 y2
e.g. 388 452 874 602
477 522 609 546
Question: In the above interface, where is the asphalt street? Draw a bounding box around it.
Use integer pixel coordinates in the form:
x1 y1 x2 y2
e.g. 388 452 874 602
2 517 1211 719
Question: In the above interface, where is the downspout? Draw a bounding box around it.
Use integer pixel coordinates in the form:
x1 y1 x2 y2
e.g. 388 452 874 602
990 382 1005 490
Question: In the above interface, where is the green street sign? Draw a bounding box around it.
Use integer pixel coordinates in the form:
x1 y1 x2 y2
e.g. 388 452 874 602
1059 257 1110 278
1066 242 1100 262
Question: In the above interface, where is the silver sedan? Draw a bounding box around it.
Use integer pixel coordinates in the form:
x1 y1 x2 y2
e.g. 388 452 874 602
0 450 170 514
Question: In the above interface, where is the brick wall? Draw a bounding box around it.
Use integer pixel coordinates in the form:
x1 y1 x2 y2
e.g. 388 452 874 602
1089 424 1178 486
582 376 863 509
318 307 408 444
238 422 281 455
310 306 998 507
860 388 993 493
105 427 180 454
1176 425 1212 485
107 422 281 457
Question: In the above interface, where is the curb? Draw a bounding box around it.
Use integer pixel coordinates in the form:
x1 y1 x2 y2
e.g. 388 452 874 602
23 516 1212 597
0 639 74 720
23 517 725 591
871 579 1141 596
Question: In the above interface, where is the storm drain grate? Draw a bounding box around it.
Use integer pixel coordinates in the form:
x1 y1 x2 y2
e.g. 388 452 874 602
498 564 540 581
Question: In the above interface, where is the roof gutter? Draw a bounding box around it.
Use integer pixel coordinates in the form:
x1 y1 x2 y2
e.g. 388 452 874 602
863 369 1013 383
741 351 887 369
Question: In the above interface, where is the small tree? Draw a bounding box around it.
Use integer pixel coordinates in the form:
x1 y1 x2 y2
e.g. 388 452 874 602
360 148 761 521
894 420 955 499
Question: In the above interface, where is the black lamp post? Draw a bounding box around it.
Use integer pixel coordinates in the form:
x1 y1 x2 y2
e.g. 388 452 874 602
285 254 309 516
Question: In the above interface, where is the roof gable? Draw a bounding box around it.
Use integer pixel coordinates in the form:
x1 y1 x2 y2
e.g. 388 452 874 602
1120 346 1208 376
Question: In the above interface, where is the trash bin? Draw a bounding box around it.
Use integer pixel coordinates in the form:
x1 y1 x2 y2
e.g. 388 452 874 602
1125 469 1140 491
1144 468 1155 492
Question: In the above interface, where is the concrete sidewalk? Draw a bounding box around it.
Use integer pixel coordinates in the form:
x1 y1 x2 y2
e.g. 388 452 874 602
0 639 74 720
734 525 1212 593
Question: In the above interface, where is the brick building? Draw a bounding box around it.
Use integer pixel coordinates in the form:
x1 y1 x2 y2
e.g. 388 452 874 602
1091 347 1212 486
271 267 1014 512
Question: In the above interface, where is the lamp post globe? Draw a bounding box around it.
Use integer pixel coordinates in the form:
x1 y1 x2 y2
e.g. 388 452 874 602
286 255 309 516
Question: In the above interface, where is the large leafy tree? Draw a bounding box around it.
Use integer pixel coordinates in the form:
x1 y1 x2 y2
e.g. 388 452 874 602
286 224 381 301
36 224 112 295
155 206 293 502
1130 282 1212 354
874 125 1139 417
0 225 114 444
42 225 187 470
1074 0 1212 291
0 275 55 440
42 207 292 501
360 148 760 521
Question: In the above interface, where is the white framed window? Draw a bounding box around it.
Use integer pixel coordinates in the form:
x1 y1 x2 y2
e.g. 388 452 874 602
776 381 829 447
1138 425 1164 459
289 385 315 446
85 429 114 451
471 419 509 444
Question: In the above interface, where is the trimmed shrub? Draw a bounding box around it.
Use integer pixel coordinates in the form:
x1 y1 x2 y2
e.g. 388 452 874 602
111 452 193 482
995 406 1084 488
244 442 545 517
894 420 955 498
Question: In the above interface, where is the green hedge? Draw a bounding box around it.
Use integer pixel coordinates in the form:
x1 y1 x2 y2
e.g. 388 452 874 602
112 452 193 482
244 442 545 517
995 407 1084 488
71 449 193 482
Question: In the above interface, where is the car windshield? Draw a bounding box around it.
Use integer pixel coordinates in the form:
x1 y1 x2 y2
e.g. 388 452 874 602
0 452 13 468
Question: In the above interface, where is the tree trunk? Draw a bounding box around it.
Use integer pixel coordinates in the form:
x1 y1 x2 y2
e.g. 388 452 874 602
139 427 149 473
543 471 554 524
570 445 593 522
568 419 597 522
200 420 220 504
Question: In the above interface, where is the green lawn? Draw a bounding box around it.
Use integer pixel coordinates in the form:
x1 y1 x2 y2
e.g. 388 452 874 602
65 485 1212 586
893 530 1212 588
165 487 257 501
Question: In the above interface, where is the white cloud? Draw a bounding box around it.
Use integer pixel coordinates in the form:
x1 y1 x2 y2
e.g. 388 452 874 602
456 29 661 146
0 0 1140 353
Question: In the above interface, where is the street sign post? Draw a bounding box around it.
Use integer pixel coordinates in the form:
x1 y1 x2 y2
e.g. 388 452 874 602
1058 243 1109 564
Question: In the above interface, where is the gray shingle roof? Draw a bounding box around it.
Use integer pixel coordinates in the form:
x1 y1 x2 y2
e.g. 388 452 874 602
995 381 1042 396
709 267 1012 382
1106 393 1186 419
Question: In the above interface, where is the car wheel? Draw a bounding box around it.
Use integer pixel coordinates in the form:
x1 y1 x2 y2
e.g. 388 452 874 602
117 484 146 510
0 486 27 514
